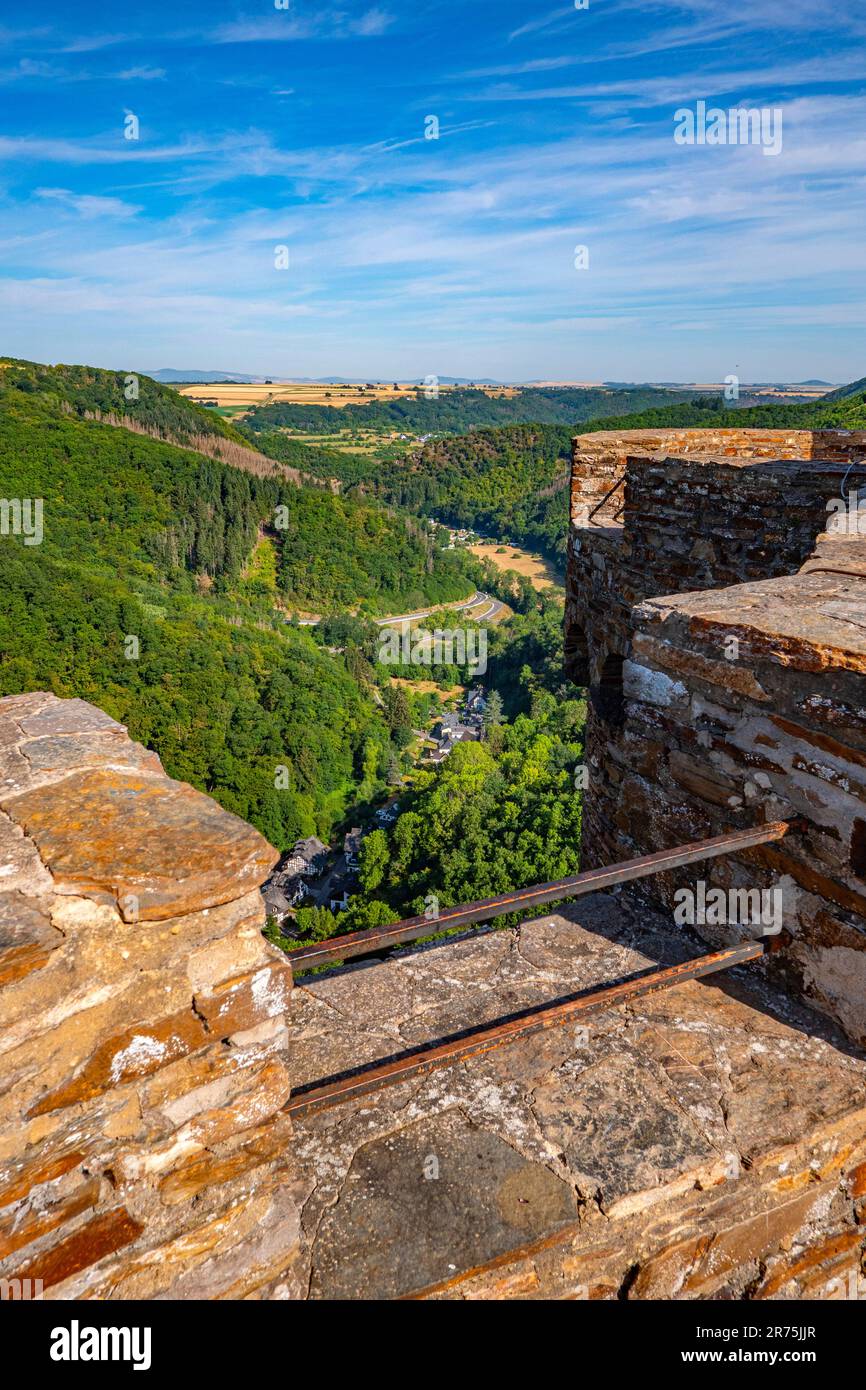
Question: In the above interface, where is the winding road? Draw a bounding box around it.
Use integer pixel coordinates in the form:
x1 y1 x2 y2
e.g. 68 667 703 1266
295 590 506 628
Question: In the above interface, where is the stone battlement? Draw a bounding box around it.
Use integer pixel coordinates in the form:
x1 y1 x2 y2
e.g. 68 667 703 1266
0 693 296 1299
3 687 866 1300
566 427 866 1049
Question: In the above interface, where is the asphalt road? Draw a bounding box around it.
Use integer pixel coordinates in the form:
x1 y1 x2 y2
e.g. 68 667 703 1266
295 590 505 628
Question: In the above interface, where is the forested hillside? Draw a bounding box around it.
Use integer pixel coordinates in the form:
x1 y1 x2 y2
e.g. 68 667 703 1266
293 597 588 942
1 356 247 445
240 384 696 435
0 359 479 846
248 389 866 569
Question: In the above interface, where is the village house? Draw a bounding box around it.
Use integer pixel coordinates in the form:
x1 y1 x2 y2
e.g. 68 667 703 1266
261 876 310 924
281 836 329 879
344 827 363 870
260 836 330 924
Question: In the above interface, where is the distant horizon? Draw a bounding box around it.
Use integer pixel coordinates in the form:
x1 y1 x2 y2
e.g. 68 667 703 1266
1 2 865 379
135 368 845 388
3 351 851 390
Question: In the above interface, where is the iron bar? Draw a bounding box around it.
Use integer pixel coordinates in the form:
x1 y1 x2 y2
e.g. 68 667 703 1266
285 941 763 1121
587 473 626 523
286 820 794 972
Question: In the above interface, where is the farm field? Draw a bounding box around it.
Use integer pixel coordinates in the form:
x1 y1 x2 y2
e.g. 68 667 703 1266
468 540 563 592
176 381 518 409
286 428 416 456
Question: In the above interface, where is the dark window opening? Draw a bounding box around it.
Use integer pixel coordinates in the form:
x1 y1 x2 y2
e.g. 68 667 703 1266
592 652 626 728
564 624 590 686
852 819 866 880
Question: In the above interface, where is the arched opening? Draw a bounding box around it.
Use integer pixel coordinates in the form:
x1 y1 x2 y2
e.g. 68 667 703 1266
592 652 626 728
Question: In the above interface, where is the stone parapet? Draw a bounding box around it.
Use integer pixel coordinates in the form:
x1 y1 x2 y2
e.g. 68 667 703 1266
0 693 298 1300
283 897 866 1300
566 425 866 1047
2 692 865 1300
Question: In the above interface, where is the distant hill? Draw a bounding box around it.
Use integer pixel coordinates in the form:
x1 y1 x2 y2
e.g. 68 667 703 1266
142 368 262 384
251 387 866 569
142 370 506 386
2 356 246 442
821 377 866 401
241 384 699 438
0 355 312 485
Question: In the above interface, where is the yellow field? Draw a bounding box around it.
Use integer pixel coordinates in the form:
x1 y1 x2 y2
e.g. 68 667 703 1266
468 541 563 592
390 678 464 701
177 382 518 409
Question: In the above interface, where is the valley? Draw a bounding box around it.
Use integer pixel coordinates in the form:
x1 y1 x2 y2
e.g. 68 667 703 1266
2 355 865 953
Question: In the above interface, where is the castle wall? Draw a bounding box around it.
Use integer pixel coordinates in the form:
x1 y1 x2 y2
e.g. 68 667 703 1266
2 690 866 1301
0 693 299 1300
567 428 866 1045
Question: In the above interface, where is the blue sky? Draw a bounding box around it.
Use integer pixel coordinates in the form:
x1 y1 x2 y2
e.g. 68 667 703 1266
0 1 864 382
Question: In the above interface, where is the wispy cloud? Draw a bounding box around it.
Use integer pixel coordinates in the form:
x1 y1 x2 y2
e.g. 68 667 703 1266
212 8 394 44
35 187 142 218
0 0 864 379
115 65 166 81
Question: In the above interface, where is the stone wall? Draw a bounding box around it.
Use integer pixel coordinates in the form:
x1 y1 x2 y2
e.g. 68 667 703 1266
566 427 866 1047
0 693 300 1299
570 426 866 527
2 690 866 1301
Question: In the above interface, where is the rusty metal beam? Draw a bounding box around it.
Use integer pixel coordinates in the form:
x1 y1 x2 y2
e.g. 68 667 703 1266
285 941 763 1121
588 472 626 523
286 820 793 972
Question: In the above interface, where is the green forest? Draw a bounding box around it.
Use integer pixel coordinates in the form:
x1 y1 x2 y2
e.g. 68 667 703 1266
247 388 866 568
4 355 866 952
1 355 247 445
291 596 587 945
239 383 698 436
0 359 483 848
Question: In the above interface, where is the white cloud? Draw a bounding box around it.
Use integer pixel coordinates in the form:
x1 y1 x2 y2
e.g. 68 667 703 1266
35 187 142 219
212 9 394 44
115 66 166 81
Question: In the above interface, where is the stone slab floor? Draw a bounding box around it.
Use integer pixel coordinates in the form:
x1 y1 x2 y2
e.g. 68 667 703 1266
277 894 866 1300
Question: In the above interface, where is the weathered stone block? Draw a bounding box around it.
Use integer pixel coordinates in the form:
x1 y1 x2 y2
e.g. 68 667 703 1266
0 767 278 921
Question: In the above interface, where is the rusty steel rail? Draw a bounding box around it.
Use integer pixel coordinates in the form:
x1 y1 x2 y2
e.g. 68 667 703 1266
285 941 763 1121
588 473 627 523
286 820 794 972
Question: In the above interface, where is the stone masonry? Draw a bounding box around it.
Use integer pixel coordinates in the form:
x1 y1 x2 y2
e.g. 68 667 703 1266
0 693 298 1299
2 687 866 1300
565 427 866 1048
